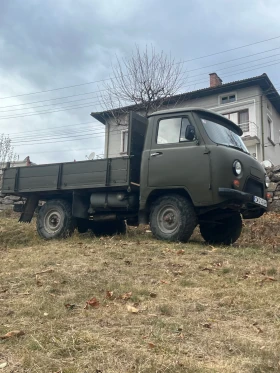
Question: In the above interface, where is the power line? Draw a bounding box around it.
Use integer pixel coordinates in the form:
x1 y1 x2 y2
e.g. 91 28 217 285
8 85 280 145
20 147 104 155
12 127 124 146
8 88 280 149
7 120 100 135
2 46 280 111
9 123 103 141
1 34 280 101
2 50 280 116
176 35 280 64
11 128 106 144
181 52 280 80
2 57 280 121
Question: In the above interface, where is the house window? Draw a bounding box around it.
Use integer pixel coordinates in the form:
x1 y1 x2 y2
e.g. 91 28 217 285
267 116 274 143
223 109 249 132
120 130 129 153
221 94 236 104
157 117 193 144
238 109 249 132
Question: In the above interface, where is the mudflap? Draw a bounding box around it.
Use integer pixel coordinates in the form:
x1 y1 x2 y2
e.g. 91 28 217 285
19 196 39 223
242 209 265 220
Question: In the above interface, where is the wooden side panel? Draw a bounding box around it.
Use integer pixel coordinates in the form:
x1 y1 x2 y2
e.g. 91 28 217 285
1 157 130 194
18 165 60 192
61 160 107 189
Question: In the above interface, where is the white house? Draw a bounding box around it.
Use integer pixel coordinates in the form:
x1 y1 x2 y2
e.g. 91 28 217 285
91 73 280 165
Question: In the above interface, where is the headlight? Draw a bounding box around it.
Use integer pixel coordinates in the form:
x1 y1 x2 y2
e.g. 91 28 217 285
265 175 270 188
233 160 242 176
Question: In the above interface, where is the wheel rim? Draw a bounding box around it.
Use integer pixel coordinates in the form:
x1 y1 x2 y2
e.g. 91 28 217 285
157 204 179 234
44 209 63 234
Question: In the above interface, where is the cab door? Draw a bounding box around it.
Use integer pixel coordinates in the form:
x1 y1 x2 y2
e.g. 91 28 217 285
147 113 212 206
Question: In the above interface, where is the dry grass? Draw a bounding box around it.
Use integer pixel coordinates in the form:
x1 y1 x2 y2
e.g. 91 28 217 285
1 212 280 373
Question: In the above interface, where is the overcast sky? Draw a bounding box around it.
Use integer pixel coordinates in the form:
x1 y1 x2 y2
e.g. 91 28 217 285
1 0 280 164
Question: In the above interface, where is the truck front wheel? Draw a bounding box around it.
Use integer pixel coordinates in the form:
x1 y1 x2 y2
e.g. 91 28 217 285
200 213 242 245
150 194 197 242
37 199 75 240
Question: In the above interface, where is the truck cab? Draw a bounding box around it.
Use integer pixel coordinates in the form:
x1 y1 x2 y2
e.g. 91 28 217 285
137 107 267 244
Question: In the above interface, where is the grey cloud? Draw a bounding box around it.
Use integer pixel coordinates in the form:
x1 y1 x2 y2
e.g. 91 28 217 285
0 0 280 164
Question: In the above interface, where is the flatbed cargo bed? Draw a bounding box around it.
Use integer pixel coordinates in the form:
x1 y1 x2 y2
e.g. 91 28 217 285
1 156 133 195
1 112 147 197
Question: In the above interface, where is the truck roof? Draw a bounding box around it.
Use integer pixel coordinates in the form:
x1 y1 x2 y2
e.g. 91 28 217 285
148 107 243 136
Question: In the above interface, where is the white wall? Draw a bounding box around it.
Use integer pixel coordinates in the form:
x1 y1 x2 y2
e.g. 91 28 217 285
262 97 280 165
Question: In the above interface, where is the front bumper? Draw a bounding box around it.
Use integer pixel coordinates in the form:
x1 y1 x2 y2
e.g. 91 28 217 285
218 188 267 209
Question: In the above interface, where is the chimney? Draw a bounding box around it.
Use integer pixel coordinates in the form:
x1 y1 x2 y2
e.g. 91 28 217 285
209 73 223 88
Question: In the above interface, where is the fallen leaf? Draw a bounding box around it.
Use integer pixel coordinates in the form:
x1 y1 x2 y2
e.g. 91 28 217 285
160 280 170 284
35 269 54 275
149 292 157 298
106 291 114 299
126 305 139 313
84 297 100 309
121 292 132 300
263 276 277 281
0 330 25 339
176 249 185 255
148 342 156 348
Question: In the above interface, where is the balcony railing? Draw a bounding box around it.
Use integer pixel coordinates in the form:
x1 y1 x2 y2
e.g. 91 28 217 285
239 121 258 138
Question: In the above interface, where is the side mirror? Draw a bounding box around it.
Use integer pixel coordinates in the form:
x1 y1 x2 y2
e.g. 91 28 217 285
185 125 196 141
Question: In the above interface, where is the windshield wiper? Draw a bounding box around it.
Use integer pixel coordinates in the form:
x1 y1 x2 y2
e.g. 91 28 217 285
220 143 249 154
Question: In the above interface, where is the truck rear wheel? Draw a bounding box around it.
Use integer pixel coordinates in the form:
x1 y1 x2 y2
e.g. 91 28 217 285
37 199 75 240
150 194 197 242
90 220 126 236
200 213 242 245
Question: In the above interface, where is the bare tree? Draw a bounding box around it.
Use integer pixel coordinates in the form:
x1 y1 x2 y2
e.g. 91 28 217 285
100 45 184 123
0 134 17 169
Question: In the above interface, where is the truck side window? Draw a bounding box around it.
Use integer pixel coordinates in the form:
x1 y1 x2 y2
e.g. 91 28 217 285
157 117 193 144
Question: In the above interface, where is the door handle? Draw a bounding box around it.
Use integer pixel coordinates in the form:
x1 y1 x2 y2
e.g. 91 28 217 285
150 152 162 157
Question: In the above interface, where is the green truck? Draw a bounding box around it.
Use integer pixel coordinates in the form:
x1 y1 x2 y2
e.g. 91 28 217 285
1 107 268 244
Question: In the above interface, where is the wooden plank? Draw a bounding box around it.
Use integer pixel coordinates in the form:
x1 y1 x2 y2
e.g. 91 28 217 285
18 175 58 191
61 171 107 189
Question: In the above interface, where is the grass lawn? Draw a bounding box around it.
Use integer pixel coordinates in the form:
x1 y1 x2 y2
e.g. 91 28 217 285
1 212 280 373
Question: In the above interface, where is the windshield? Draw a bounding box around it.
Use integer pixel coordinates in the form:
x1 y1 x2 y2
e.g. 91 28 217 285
201 116 249 154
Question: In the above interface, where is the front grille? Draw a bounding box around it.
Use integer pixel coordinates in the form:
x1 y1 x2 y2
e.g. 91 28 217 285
244 178 263 197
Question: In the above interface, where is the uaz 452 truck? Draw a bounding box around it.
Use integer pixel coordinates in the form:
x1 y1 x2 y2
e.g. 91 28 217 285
1 108 268 244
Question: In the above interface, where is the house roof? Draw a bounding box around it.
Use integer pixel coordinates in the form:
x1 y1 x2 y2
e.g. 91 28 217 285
91 73 280 124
